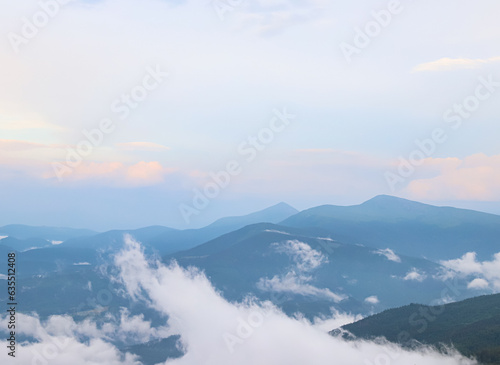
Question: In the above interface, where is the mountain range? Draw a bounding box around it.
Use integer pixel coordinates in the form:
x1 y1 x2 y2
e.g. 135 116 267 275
1 195 499 363
1 196 498 317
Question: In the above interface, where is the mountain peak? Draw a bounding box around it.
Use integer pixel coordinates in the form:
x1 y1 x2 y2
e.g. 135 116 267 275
263 202 298 213
361 195 424 208
208 202 298 229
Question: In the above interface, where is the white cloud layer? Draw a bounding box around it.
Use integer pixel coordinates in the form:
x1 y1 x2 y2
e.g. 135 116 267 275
272 240 328 271
405 154 500 201
467 278 489 290
403 268 427 282
0 307 171 365
257 271 346 302
0 236 479 365
256 240 345 301
365 296 380 305
311 309 363 332
374 248 401 263
441 252 500 291
112 236 476 365
413 56 500 72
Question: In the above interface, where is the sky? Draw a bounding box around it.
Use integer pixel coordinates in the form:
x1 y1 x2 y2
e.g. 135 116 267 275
0 0 499 230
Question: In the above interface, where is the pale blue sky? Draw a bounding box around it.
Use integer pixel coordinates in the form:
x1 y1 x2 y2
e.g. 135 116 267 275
0 0 499 230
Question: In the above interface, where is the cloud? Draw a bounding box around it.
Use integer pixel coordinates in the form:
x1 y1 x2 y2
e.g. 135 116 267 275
296 148 341 154
412 56 500 72
48 161 177 187
0 115 64 131
0 308 172 365
405 154 500 201
233 148 389 200
0 236 477 364
111 236 476 365
116 308 172 344
440 252 483 275
256 240 345 301
116 142 170 152
311 309 363 332
0 308 169 345
0 139 63 151
257 271 346 302
263 229 292 235
233 0 328 37
0 155 177 187
403 269 427 282
441 252 500 291
467 278 489 290
364 296 380 305
11 338 140 365
272 240 327 271
126 161 170 183
374 248 401 263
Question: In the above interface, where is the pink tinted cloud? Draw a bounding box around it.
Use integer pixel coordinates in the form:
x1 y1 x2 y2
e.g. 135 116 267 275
116 142 170 152
47 161 176 187
405 153 500 201
0 139 64 151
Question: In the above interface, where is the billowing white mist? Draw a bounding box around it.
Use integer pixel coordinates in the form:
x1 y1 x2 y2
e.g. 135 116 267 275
0 235 477 365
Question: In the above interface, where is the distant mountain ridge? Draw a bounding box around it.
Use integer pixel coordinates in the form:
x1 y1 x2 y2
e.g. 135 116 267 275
56 202 298 255
2 196 498 323
280 195 500 260
141 202 299 254
285 195 500 226
4 196 500 260
0 224 97 241
207 202 298 228
2 196 499 364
